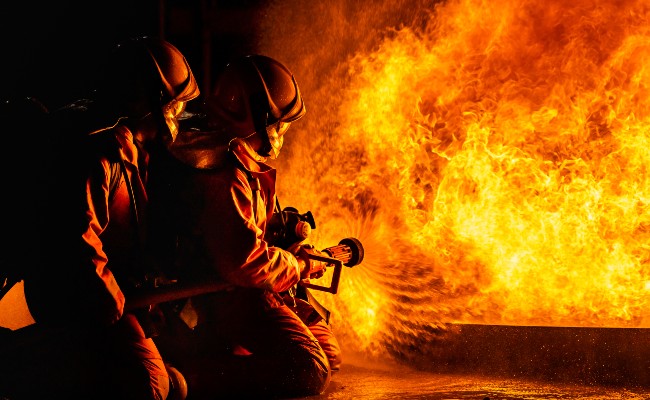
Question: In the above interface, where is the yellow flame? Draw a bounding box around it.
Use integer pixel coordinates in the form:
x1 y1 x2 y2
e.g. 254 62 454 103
264 0 650 356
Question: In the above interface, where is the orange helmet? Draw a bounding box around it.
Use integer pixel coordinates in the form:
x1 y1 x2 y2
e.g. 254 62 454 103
203 54 305 157
97 36 200 118
140 37 200 103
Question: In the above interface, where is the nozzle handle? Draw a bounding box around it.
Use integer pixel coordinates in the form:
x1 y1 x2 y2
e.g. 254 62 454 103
299 237 364 294
300 255 343 294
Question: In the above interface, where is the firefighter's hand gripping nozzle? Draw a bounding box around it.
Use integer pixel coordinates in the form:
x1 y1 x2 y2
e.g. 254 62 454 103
300 237 364 294
265 206 365 294
126 206 364 310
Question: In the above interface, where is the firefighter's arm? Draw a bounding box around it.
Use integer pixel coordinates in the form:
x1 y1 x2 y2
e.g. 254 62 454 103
291 244 328 281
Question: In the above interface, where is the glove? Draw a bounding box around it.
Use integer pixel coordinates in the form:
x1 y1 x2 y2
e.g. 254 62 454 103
293 244 328 281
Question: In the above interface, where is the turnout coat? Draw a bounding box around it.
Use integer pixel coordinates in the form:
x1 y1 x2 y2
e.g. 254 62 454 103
25 107 148 328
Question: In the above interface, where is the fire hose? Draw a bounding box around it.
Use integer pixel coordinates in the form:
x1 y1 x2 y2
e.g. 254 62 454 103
126 237 364 310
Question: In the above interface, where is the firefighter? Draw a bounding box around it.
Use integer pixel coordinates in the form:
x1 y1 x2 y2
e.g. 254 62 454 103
0 36 199 400
147 54 341 399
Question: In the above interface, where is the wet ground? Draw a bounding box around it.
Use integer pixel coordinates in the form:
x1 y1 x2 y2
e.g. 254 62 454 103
289 322 650 400
293 356 650 400
3 284 650 399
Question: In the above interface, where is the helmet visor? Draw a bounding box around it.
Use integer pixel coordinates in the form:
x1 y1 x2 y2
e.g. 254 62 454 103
163 100 187 141
267 121 290 160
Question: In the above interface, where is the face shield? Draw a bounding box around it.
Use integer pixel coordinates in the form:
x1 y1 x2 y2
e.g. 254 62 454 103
265 121 291 160
162 99 187 142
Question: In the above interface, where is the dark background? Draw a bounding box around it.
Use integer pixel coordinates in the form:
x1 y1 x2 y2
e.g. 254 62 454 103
0 0 268 110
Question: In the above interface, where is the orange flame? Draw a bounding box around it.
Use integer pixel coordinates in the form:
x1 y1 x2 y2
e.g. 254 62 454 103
263 0 650 356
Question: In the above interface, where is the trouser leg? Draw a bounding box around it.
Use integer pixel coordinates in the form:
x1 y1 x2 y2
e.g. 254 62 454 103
105 313 170 400
179 290 331 399
0 315 169 400
308 318 342 372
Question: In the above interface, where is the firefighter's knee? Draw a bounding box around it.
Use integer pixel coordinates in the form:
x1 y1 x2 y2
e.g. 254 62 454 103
286 340 332 396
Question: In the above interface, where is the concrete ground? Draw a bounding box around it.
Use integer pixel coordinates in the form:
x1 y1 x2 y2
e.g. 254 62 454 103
292 357 650 400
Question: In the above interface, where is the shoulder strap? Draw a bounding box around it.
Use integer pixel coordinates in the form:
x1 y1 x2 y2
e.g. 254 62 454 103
108 161 123 203
229 151 261 222
98 131 139 228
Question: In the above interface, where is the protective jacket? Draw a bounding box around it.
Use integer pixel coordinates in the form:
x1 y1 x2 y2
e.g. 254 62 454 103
25 106 149 327
165 131 302 294
13 103 170 400
150 130 335 398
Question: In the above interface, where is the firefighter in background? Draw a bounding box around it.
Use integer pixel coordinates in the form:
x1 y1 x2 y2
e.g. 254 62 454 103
0 36 199 400
147 54 342 399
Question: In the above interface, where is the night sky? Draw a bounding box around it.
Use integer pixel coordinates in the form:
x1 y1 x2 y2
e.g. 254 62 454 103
0 0 265 110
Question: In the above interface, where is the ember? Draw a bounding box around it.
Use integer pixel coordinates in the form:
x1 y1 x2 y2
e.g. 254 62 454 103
259 0 650 358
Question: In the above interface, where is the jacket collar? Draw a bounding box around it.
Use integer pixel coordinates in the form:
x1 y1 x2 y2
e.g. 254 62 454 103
228 138 273 174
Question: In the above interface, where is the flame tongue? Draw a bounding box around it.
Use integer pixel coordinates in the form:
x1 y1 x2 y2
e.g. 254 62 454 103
269 0 650 355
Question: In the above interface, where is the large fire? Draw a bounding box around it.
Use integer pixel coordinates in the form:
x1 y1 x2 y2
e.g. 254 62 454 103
1 0 646 363
261 0 650 356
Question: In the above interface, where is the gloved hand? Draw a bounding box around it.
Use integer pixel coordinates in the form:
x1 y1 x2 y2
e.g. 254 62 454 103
294 244 328 281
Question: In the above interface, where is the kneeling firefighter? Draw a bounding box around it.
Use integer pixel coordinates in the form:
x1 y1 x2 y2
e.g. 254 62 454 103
147 54 342 399
1 36 200 400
